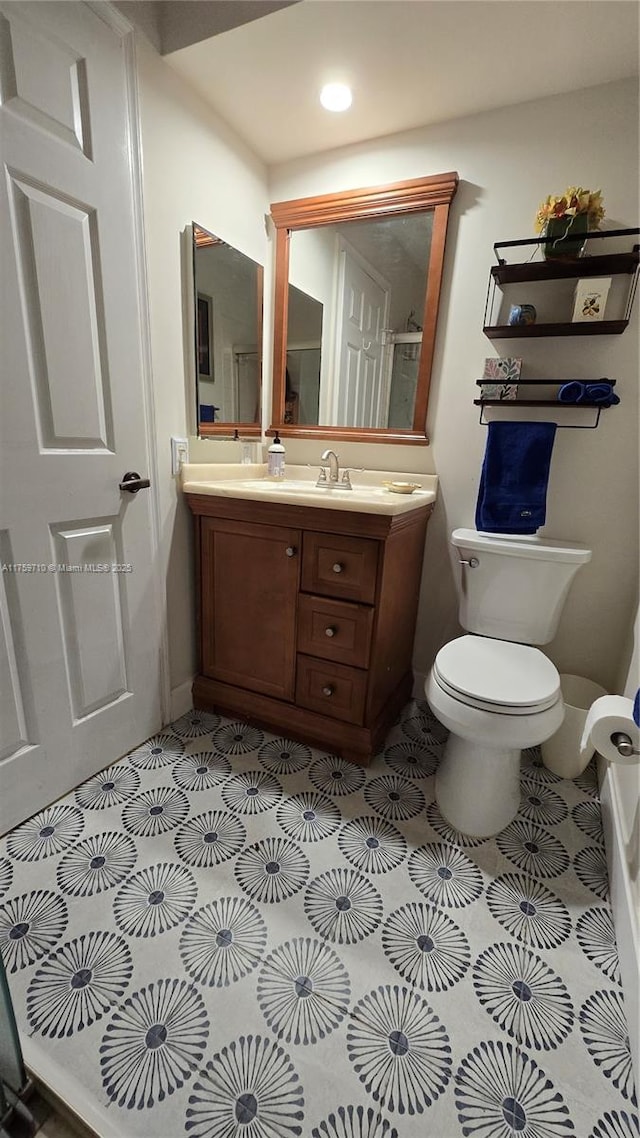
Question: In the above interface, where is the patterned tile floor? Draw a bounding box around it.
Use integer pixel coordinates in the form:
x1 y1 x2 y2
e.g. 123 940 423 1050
0 701 637 1138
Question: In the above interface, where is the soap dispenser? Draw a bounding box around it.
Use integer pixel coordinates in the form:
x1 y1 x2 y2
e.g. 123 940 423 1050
267 433 285 479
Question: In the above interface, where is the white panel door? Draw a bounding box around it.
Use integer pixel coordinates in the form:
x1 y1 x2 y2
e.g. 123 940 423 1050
334 245 389 428
0 2 163 833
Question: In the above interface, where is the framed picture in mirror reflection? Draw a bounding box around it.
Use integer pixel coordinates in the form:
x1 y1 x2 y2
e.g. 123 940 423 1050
197 293 213 379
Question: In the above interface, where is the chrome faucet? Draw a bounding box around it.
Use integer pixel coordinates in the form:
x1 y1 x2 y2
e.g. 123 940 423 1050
316 449 359 490
320 449 340 484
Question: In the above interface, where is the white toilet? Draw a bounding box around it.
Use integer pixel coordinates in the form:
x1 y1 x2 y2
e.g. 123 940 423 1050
426 528 591 838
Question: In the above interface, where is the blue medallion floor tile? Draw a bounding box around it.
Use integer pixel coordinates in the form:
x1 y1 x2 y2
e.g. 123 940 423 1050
345 981 454 1119
453 1035 578 1138
171 708 221 740
1 706 636 1138
185 1029 306 1138
307 1100 404 1138
588 1109 640 1138
255 934 352 1046
472 937 575 1054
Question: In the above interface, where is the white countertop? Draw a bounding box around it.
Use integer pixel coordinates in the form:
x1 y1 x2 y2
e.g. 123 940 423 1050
181 464 438 516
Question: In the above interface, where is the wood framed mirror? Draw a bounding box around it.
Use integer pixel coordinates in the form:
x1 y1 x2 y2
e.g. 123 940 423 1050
193 223 263 438
269 172 458 445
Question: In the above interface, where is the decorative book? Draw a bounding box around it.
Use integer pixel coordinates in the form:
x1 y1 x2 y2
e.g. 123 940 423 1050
572 277 612 322
481 357 522 400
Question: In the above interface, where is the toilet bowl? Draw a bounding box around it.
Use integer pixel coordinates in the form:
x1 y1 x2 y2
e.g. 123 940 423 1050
426 529 591 838
427 636 564 837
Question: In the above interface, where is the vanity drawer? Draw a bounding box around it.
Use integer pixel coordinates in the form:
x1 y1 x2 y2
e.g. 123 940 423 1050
296 654 367 724
301 533 378 604
297 595 373 668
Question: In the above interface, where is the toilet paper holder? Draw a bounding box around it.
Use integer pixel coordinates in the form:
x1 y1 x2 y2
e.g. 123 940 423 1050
611 731 640 759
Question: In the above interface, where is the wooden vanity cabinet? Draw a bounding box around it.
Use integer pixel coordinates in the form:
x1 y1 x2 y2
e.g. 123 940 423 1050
187 492 433 766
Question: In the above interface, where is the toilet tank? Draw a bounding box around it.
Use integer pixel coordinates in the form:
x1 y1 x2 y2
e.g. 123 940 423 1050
451 529 591 645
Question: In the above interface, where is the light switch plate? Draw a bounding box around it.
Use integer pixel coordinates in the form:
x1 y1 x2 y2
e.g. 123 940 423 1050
171 436 189 476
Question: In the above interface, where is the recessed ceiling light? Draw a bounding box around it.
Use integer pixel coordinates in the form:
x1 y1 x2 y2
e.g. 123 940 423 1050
320 83 352 113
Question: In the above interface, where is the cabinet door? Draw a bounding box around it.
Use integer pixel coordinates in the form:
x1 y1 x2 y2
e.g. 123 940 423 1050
201 518 300 700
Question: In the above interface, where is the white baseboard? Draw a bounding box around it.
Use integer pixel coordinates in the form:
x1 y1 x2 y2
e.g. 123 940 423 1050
168 678 194 724
598 756 639 1095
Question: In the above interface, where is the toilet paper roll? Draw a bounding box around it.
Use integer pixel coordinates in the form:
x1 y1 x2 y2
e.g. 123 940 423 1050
580 695 640 765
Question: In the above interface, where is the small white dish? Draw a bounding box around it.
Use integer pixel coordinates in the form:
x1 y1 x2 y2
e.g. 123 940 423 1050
383 480 421 495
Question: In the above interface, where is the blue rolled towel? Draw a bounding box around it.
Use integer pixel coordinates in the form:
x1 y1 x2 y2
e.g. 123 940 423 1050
585 382 620 406
558 382 585 404
200 404 220 422
634 689 640 728
475 421 557 535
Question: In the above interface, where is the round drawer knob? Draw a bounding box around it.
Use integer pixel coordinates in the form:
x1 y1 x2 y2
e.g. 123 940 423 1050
285 546 297 558
325 626 336 638
322 684 334 697
332 562 344 574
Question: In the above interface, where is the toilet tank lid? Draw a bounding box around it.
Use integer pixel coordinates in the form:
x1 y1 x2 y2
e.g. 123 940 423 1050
451 529 592 564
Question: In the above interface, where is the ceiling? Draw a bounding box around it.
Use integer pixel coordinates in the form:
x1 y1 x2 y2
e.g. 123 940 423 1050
165 0 639 166
115 1 298 54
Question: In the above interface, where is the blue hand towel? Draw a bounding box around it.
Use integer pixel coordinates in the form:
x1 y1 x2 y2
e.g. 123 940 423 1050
634 689 640 728
475 421 557 535
585 382 620 406
558 382 585 404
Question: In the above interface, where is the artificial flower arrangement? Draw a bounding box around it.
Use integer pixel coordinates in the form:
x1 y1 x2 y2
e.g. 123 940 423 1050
534 187 605 234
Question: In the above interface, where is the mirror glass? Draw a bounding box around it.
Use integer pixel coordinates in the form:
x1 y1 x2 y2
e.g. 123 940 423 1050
270 173 458 444
193 223 262 434
287 213 432 429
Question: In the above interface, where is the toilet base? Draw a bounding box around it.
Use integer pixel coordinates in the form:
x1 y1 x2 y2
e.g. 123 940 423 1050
436 733 521 838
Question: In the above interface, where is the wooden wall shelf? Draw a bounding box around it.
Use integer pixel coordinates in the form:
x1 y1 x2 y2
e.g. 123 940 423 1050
491 249 639 286
473 378 617 429
484 228 639 339
484 320 628 339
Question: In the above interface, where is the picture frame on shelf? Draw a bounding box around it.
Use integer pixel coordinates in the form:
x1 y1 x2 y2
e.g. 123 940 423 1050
572 277 612 323
481 357 522 400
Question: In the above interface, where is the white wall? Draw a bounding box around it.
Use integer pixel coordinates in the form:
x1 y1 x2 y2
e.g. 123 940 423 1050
269 78 639 695
135 35 270 706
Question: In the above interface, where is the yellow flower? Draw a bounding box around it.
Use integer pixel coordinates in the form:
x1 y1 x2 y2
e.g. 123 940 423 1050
534 187 605 233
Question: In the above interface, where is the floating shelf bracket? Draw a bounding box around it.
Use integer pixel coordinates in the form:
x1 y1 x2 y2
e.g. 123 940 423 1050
474 379 617 429
483 228 640 338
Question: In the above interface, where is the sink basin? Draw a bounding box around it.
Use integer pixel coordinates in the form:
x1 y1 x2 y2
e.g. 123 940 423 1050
231 479 319 492
231 479 398 498
181 464 438 515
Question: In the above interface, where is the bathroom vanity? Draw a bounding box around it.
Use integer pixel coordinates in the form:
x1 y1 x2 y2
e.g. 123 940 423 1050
183 465 436 765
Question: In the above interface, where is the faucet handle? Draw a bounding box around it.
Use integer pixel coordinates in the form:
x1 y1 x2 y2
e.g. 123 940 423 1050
316 466 328 487
340 468 363 490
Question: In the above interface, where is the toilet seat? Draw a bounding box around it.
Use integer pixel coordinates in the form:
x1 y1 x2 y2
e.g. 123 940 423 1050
433 635 560 715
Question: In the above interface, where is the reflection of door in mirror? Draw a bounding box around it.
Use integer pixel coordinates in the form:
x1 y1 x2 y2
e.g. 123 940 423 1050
192 223 263 436
287 214 431 430
270 172 458 444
